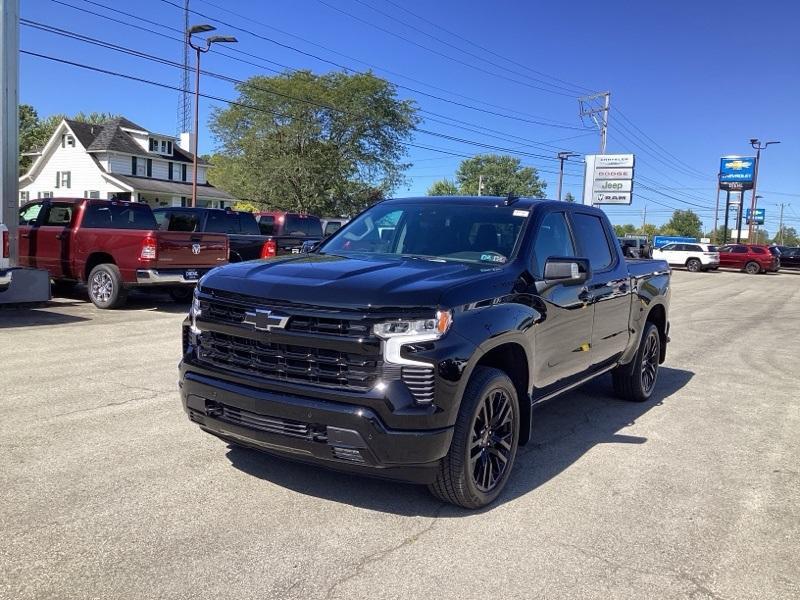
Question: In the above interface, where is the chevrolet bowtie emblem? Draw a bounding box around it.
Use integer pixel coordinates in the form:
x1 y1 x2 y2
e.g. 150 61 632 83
242 309 290 332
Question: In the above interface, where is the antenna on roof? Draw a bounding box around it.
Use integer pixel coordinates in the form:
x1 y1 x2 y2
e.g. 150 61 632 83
503 193 520 206
177 0 191 136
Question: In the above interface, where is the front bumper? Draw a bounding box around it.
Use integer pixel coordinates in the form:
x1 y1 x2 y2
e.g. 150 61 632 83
180 367 453 484
136 268 211 285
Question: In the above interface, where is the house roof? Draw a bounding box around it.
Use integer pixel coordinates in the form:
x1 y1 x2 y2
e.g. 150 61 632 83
109 174 235 200
63 117 208 164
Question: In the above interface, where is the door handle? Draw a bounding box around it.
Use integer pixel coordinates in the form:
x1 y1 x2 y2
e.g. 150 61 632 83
55 233 64 240
20 232 30 238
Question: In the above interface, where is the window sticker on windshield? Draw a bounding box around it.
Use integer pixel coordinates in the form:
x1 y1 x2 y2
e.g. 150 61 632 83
480 253 507 263
513 210 529 217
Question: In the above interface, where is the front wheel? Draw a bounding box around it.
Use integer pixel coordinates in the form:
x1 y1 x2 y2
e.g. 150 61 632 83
169 287 193 303
612 322 661 402
429 366 520 509
686 258 701 272
745 261 760 275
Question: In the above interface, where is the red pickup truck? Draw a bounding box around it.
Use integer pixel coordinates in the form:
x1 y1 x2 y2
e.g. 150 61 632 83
18 198 228 308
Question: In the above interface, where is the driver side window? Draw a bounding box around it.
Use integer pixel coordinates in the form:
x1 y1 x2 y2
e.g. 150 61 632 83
533 212 576 276
19 202 43 225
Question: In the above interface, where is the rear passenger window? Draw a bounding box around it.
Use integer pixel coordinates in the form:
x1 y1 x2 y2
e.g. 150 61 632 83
751 247 766 254
572 213 614 270
687 244 702 252
44 203 73 225
258 216 275 236
533 212 575 275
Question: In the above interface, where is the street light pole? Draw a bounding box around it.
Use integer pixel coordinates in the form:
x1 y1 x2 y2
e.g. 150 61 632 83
747 138 779 241
187 25 237 208
556 151 578 201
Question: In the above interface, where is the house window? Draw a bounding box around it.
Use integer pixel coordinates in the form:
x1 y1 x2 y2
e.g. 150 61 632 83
149 138 157 151
83 190 101 199
168 162 173 180
146 158 152 177
132 156 138 175
20 191 30 202
55 171 71 189
37 191 53 199
61 134 75 148
181 164 187 182
160 140 172 154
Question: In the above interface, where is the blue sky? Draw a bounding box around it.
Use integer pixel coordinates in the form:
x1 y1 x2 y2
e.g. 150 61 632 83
20 0 800 231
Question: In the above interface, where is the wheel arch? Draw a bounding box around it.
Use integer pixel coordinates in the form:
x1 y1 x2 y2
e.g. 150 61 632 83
468 340 532 446
645 303 668 363
84 252 116 281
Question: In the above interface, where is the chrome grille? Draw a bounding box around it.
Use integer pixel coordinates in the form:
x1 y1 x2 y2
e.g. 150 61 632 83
402 366 435 403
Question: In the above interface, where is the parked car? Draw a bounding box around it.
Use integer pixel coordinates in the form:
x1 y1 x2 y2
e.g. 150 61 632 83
718 243 779 274
321 217 349 237
18 198 228 308
153 207 273 263
0 223 9 291
618 237 651 259
652 242 719 272
776 247 800 269
254 212 323 256
180 196 671 509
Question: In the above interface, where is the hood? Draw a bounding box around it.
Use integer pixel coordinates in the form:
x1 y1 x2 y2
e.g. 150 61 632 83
200 253 513 311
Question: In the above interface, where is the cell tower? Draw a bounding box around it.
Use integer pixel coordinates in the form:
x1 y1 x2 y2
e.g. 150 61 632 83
177 0 191 135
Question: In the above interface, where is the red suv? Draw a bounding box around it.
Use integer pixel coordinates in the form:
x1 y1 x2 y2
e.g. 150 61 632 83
718 243 780 274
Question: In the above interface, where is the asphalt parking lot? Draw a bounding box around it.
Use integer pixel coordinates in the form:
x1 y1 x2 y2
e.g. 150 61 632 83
1 269 799 600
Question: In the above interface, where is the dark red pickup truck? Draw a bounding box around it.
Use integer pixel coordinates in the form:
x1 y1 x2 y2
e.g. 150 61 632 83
18 198 228 308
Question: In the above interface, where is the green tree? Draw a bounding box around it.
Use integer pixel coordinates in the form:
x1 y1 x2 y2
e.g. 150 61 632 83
427 179 459 196
613 223 637 237
455 154 546 197
772 226 799 246
209 70 418 215
563 191 576 203
661 209 703 238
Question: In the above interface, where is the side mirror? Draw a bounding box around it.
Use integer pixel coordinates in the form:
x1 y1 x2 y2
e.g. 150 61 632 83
543 257 590 285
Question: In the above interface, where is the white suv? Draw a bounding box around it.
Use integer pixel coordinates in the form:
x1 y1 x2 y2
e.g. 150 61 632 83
653 242 720 272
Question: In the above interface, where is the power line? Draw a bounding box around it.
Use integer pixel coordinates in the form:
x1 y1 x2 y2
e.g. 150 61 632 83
23 17 594 168
378 0 597 95
317 0 583 97
153 0 589 130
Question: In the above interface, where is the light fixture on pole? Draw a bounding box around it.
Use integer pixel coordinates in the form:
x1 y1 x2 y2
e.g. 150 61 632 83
556 151 579 201
747 138 779 241
187 24 237 208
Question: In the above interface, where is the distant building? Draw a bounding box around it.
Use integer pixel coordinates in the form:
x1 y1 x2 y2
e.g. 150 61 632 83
19 117 234 208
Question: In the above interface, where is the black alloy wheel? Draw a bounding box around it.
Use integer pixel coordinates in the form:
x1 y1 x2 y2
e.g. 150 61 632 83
640 328 660 396
470 389 515 493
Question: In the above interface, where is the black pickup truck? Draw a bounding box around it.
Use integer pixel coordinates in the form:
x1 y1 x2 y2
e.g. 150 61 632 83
180 196 671 508
153 207 271 263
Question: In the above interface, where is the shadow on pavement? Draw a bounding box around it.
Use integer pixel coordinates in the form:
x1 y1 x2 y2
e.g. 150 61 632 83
51 285 191 314
225 366 694 516
0 304 92 328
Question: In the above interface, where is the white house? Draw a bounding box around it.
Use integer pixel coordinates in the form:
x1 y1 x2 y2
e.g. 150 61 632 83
19 117 235 208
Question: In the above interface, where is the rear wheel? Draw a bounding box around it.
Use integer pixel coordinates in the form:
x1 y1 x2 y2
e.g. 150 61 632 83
88 264 127 309
429 367 520 509
745 261 760 275
168 287 193 303
686 258 701 272
612 322 661 402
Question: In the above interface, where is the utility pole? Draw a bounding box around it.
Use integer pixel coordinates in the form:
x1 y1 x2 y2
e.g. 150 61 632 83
778 203 785 246
747 138 780 240
641 202 647 233
556 151 578 201
579 91 611 154
477 174 484 196
712 186 721 243
177 0 191 136
1 0 19 265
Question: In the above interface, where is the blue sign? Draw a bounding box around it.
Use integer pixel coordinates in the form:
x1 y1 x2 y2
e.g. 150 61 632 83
719 157 756 183
653 235 698 249
746 208 765 225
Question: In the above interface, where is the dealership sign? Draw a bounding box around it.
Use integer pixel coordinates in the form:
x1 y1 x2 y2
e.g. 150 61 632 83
583 154 635 205
719 156 755 191
746 207 765 225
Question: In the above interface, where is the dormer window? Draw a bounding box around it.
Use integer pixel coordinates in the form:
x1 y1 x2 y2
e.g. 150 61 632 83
61 134 75 148
149 137 173 155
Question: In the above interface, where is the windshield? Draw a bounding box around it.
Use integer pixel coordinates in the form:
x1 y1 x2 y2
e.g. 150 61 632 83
320 202 530 264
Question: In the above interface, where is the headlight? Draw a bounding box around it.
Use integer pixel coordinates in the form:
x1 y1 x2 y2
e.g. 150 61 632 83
189 288 202 334
373 310 452 340
374 310 451 369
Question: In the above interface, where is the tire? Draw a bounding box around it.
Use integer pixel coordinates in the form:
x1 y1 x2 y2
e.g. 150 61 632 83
612 322 661 403
686 258 701 272
87 263 127 309
745 261 760 275
428 366 520 509
169 287 193 303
